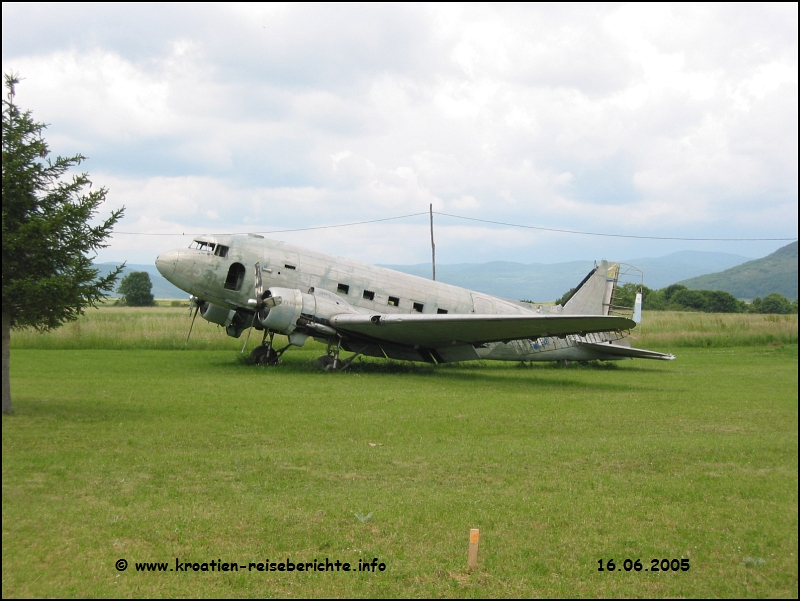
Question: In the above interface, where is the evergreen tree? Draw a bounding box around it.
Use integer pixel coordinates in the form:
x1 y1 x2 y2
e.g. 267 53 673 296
2 73 124 413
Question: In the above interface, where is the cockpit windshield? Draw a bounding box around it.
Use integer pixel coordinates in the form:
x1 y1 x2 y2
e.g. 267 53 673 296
189 240 215 252
189 239 229 258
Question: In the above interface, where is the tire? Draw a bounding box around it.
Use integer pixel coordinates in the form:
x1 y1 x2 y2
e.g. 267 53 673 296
250 346 278 366
315 355 336 371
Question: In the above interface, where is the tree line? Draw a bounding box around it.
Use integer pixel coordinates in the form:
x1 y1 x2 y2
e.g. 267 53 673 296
554 283 797 314
615 283 797 314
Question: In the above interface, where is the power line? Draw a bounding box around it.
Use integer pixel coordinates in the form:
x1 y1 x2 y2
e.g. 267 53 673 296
114 212 429 236
433 212 798 241
112 210 797 242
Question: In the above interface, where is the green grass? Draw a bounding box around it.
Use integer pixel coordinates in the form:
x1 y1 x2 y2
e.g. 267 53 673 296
3 345 797 597
9 307 798 351
634 311 798 348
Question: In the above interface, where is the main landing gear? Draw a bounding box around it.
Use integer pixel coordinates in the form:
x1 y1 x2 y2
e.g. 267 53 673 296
249 331 290 366
248 331 362 371
315 337 362 372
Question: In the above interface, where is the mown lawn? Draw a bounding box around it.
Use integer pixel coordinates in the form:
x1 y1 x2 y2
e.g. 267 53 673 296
2 345 797 597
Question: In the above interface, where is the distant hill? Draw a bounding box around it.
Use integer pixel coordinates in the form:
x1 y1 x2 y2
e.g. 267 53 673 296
621 251 754 289
380 260 596 302
95 263 188 300
678 241 797 300
381 250 753 302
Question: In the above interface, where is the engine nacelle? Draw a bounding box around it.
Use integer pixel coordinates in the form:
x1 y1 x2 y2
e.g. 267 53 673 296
257 286 360 337
199 302 253 338
258 287 304 333
200 302 236 327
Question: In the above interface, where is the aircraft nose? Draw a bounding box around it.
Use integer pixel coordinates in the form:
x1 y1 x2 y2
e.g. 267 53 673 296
155 249 180 279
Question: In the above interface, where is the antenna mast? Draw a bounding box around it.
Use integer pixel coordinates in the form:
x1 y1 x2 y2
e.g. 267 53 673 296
430 204 436 281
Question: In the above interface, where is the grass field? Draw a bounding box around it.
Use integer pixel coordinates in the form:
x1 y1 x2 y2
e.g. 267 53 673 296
3 318 797 597
8 306 799 351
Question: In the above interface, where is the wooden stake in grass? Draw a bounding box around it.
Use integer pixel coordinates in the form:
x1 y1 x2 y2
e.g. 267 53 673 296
468 528 480 571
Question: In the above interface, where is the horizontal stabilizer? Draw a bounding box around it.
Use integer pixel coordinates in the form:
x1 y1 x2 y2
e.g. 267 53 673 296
579 341 675 361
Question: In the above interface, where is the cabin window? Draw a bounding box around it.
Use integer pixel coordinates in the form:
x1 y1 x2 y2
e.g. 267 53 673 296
337 283 350 295
224 262 246 291
284 264 296 270
388 296 400 307
437 308 448 314
413 302 424 313
214 245 229 258
363 290 375 301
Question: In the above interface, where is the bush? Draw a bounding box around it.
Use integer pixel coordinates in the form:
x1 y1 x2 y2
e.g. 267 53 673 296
703 290 745 313
757 293 794 314
670 289 708 311
117 272 155 306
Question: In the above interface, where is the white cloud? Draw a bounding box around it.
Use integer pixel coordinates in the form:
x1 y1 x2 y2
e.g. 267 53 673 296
2 3 796 266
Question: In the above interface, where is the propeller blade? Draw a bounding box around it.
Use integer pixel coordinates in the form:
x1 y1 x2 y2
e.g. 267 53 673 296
244 263 266 347
254 262 263 301
241 321 254 353
185 304 200 346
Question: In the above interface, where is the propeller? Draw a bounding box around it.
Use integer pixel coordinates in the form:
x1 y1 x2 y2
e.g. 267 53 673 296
243 262 285 353
255 262 263 305
242 262 264 353
185 298 200 346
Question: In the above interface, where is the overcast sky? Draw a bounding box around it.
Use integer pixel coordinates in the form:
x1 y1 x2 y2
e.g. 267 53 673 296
3 3 797 266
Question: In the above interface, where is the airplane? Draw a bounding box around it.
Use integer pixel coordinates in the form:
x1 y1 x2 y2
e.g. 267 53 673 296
155 234 674 370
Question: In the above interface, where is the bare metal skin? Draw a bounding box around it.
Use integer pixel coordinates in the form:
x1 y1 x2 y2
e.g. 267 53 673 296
156 234 673 368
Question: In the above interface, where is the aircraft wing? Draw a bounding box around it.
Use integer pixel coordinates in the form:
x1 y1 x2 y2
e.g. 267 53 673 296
329 313 635 348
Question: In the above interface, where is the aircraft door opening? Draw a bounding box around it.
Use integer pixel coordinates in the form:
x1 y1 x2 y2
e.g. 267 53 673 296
224 263 246 291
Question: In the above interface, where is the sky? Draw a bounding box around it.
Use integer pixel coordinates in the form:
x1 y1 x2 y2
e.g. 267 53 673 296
3 3 797 267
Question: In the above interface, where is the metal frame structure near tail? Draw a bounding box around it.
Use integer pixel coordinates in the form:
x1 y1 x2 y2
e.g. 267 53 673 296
157 234 673 370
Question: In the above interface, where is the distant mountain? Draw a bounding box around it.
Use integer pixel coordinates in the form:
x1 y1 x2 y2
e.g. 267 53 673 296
380 261 596 302
95 263 188 300
382 250 753 302
678 241 798 300
622 251 754 289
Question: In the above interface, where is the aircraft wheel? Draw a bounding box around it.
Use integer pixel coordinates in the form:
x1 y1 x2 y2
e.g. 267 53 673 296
315 355 336 371
250 345 279 366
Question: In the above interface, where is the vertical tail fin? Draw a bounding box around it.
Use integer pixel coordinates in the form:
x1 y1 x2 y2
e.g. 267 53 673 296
561 260 617 316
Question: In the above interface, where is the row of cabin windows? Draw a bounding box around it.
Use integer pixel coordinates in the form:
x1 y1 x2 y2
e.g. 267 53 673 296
222 263 451 313
344 284 449 314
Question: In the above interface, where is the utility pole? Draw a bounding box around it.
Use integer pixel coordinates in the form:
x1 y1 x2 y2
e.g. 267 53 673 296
430 203 436 281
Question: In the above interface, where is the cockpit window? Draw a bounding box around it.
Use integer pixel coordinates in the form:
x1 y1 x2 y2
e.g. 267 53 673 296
214 245 229 258
189 240 215 252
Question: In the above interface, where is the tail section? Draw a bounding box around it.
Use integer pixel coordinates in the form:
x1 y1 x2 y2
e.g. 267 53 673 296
561 260 618 316
561 261 644 322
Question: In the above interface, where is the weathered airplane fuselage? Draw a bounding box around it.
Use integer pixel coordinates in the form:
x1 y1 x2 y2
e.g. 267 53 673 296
156 234 532 318
156 234 668 362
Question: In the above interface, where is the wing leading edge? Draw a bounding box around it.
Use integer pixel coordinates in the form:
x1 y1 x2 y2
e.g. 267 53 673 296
329 313 635 348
